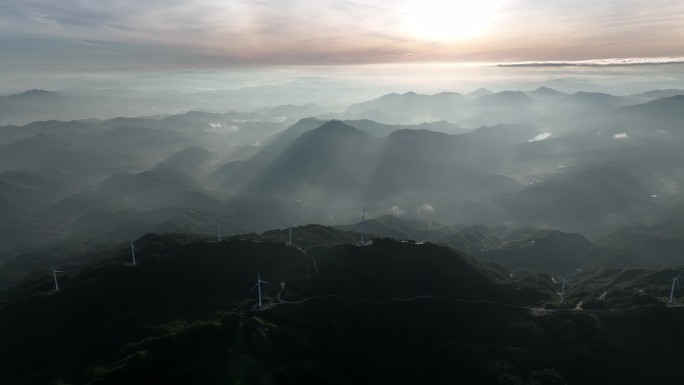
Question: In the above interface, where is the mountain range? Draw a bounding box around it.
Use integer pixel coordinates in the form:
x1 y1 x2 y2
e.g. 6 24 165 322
2 234 684 384
2 88 684 280
4 83 684 384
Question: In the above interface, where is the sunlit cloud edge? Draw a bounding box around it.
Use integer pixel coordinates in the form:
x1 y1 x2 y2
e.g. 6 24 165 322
496 56 684 67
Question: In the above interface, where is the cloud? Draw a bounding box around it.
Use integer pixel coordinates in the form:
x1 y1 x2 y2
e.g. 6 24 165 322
529 132 552 142
1 0 684 69
0 0 407 67
389 206 405 216
417 203 435 215
613 132 629 139
498 57 684 68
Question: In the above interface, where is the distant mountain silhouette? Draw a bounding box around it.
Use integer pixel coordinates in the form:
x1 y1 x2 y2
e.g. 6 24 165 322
0 169 74 215
595 222 684 266
481 229 594 274
630 89 684 101
0 90 153 125
3 87 684 267
207 160 245 190
90 168 203 210
243 120 377 196
620 95 684 125
466 87 494 98
214 117 327 191
345 119 466 136
0 169 77 258
501 162 655 231
0 119 102 146
346 91 466 123
151 146 218 177
475 90 533 107
367 127 522 202
562 91 636 110
526 86 567 99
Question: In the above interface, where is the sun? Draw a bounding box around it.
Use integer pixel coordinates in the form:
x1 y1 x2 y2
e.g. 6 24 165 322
402 0 504 41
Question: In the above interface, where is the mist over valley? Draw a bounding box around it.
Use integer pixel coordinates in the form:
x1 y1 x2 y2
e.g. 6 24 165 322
3 0 684 382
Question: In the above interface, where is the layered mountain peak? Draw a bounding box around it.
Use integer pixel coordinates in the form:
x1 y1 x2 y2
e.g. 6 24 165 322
310 119 365 134
295 119 373 144
467 87 494 98
14 89 61 98
528 86 566 97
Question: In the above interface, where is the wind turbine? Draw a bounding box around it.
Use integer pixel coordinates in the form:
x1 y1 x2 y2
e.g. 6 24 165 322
355 207 368 246
130 242 140 265
286 217 298 246
558 269 582 305
215 213 222 241
560 278 566 305
250 269 271 309
52 268 65 292
669 271 682 305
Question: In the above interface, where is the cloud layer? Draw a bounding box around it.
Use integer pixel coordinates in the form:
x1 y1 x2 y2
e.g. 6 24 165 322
498 57 684 67
1 0 683 70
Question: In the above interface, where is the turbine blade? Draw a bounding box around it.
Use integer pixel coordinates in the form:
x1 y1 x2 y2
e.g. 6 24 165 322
261 280 272 285
249 282 259 293
290 217 298 226
677 271 682 280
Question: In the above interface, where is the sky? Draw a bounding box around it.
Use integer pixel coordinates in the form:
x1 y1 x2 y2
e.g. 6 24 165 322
2 0 684 71
3 0 684 109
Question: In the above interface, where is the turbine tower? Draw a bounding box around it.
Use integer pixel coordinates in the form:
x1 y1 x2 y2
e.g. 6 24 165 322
287 217 298 246
355 207 368 246
130 242 140 265
215 213 222 241
560 278 566 305
558 270 581 305
52 268 65 292
669 272 682 305
251 269 271 309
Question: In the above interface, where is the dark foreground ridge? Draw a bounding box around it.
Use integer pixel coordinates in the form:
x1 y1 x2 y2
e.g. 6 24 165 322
1 235 683 384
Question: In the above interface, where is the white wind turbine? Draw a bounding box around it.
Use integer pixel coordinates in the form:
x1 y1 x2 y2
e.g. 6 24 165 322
559 269 582 305
215 213 222 241
668 271 682 305
560 278 566 305
355 207 369 246
251 269 271 309
52 268 65 292
130 242 140 265
286 217 298 246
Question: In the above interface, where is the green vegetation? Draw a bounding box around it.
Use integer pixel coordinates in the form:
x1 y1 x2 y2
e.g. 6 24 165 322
1 234 684 384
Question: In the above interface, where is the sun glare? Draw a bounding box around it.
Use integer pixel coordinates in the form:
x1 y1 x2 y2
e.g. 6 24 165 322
402 0 504 41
